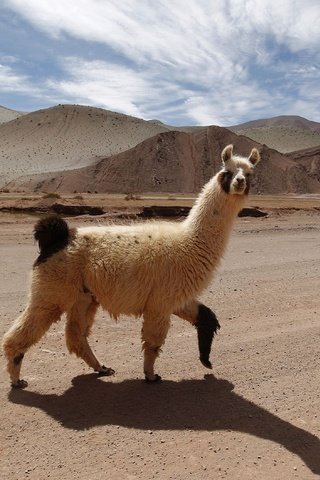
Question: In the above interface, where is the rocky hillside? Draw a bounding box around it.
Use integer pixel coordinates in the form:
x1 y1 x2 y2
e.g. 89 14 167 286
229 115 320 153
2 105 320 194
8 128 320 195
0 104 169 185
0 106 24 124
287 146 320 190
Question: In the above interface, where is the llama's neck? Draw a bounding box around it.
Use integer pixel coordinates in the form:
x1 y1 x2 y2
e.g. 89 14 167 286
184 174 246 258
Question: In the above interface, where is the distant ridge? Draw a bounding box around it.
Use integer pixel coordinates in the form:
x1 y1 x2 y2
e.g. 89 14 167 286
0 105 25 124
229 115 320 132
229 115 320 153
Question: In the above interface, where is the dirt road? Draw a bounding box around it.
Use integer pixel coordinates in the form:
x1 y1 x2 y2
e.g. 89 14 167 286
1 211 320 479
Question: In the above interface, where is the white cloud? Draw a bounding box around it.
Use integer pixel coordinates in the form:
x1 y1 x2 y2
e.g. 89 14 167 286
4 0 320 60
2 0 320 123
232 0 320 51
44 56 280 126
0 63 33 93
0 55 20 64
47 57 193 120
47 59 148 118
183 82 286 126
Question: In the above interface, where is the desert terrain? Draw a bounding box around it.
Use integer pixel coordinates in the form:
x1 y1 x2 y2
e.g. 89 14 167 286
1 105 320 478
0 105 169 185
0 106 24 124
1 199 320 480
229 115 320 153
1 106 320 195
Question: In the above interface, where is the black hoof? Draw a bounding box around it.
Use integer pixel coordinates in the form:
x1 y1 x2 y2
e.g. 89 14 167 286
196 305 220 370
11 379 28 389
200 357 212 369
145 374 162 383
97 365 115 377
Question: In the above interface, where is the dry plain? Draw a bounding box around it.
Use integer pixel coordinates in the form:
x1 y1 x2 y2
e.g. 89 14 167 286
1 196 320 479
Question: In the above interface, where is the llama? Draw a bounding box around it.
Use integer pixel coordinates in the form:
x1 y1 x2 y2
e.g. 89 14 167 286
2 144 260 388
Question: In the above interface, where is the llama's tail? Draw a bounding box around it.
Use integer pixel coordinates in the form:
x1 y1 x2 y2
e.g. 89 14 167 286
33 215 70 265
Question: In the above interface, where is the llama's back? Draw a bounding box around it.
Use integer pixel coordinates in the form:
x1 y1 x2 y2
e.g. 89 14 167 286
76 221 196 316
77 220 181 239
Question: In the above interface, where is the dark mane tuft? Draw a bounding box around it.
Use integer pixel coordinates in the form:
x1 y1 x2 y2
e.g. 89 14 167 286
34 215 70 266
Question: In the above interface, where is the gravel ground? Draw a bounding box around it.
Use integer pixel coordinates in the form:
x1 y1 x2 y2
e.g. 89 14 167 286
1 210 320 479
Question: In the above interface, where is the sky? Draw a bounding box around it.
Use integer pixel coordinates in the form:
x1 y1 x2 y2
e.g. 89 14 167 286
0 0 319 126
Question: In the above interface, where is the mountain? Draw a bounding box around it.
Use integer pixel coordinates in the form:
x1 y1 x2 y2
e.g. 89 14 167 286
229 115 320 153
230 115 320 131
2 105 320 194
0 106 24 124
7 127 320 195
287 145 320 188
0 104 169 185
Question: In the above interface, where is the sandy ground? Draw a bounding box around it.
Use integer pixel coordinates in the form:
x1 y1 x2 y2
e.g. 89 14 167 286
1 209 320 479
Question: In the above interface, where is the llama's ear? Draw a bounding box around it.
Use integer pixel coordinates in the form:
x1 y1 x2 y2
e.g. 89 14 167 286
248 148 260 167
221 144 233 166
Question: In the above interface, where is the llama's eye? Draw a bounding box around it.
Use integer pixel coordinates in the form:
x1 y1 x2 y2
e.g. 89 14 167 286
219 170 234 193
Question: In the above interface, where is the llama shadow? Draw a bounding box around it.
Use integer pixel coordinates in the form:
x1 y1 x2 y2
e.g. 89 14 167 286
9 374 320 475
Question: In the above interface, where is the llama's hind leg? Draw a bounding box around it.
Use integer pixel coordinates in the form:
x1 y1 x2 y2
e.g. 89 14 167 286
2 303 61 388
65 292 114 377
141 313 170 382
174 300 220 369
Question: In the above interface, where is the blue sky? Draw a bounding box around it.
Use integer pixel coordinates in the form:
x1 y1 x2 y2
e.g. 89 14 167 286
0 0 319 126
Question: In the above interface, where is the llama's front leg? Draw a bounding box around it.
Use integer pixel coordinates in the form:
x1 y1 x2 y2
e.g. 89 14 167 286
141 313 170 382
65 292 114 377
174 300 220 369
2 303 61 388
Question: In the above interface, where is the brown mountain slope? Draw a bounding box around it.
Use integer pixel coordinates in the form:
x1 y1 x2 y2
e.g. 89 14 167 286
229 115 320 153
8 128 320 195
287 146 320 186
0 104 169 186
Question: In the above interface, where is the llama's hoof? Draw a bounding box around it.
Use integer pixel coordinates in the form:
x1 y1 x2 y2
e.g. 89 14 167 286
200 357 212 369
196 306 219 370
97 365 115 377
145 374 162 383
11 379 28 389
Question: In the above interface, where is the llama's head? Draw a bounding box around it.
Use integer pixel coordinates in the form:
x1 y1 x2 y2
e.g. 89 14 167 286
218 144 260 195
